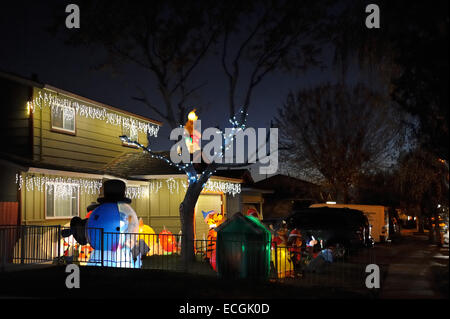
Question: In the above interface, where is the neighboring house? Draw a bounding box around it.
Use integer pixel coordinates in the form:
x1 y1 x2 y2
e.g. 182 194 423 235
0 71 242 242
253 174 321 220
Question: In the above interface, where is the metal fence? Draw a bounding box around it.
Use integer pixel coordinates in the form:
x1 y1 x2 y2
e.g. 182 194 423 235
270 243 377 289
1 225 377 289
0 225 61 267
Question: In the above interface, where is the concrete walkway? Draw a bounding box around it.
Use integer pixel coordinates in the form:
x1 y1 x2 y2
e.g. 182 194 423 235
378 231 448 299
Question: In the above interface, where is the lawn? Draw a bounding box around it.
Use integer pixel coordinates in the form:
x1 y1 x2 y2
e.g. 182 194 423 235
0 264 375 299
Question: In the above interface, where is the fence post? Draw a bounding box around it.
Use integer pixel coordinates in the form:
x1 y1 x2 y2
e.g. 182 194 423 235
57 225 61 260
1 229 6 272
20 225 27 264
100 228 104 267
274 241 278 279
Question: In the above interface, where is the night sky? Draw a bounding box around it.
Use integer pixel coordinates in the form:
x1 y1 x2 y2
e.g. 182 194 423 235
1 1 356 180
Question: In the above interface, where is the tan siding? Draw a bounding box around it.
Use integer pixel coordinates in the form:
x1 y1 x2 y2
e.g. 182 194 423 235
149 191 160 217
148 217 181 234
39 156 105 170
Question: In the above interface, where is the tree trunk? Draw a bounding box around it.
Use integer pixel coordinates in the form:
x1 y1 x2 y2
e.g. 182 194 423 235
417 206 425 233
179 175 212 266
429 210 441 245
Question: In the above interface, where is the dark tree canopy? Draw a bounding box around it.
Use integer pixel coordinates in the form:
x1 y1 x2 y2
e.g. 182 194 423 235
276 83 404 202
330 0 449 160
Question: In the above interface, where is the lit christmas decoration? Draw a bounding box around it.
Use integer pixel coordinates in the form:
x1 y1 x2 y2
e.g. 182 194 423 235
184 109 201 154
28 89 160 137
16 174 150 199
166 177 179 194
125 185 150 199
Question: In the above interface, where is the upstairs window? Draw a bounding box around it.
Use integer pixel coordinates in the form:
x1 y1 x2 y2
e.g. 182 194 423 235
51 105 76 134
45 183 79 219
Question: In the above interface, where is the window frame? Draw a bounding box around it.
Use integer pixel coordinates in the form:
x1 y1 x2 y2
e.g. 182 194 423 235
45 182 80 219
50 105 77 135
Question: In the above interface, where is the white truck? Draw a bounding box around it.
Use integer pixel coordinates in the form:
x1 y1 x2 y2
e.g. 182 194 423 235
309 203 389 243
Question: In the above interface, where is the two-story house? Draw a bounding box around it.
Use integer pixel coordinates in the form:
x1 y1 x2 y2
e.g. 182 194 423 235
0 71 243 241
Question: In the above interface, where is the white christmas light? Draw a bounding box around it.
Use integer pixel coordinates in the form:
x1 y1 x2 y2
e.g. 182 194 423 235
16 174 150 200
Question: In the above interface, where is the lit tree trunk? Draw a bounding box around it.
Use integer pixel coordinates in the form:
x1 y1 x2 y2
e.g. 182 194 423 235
179 168 216 265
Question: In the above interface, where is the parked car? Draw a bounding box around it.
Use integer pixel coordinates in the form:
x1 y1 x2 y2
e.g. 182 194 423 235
286 207 373 257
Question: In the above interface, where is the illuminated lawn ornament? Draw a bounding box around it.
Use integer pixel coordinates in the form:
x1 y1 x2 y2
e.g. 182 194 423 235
216 213 271 280
271 246 294 279
159 228 177 253
62 180 144 268
138 218 157 256
184 109 201 154
202 210 225 271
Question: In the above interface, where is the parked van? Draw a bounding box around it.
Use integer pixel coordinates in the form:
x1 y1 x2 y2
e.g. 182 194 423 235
310 203 389 242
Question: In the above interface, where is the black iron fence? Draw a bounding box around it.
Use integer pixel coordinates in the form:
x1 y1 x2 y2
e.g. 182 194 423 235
270 242 377 289
0 225 61 267
1 225 377 289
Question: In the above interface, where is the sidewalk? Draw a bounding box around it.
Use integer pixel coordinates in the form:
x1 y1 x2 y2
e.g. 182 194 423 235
379 231 448 299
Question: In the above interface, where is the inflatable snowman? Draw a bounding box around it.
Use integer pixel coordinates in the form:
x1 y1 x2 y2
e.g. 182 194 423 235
62 179 144 268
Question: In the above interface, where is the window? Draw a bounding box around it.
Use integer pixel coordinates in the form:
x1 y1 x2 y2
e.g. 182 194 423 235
45 183 79 219
122 123 138 147
51 105 76 134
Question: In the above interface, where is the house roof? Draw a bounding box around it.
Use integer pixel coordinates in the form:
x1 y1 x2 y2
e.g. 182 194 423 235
254 174 319 193
103 151 181 178
0 152 105 176
103 152 253 183
214 169 254 186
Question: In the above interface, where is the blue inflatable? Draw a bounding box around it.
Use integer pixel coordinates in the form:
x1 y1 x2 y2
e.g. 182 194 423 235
86 202 139 252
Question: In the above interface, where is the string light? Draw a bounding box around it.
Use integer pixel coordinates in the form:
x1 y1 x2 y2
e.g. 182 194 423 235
16 174 150 200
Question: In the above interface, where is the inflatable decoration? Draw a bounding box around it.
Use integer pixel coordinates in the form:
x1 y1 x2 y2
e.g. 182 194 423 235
159 228 177 253
271 246 294 278
62 180 143 268
246 208 259 219
287 228 303 265
271 222 294 278
184 110 201 154
202 210 225 271
138 218 156 256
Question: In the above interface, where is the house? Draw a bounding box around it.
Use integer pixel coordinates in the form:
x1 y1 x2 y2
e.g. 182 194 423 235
0 71 242 242
253 174 321 219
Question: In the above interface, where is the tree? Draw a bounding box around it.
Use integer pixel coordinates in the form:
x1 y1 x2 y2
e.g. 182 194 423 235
55 0 328 263
330 0 449 160
395 149 448 238
354 169 400 207
276 83 403 203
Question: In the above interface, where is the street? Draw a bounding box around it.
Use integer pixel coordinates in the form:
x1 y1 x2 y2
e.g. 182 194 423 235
377 230 449 299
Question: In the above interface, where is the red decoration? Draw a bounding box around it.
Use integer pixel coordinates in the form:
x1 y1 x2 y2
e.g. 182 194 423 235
159 229 177 253
246 208 259 219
